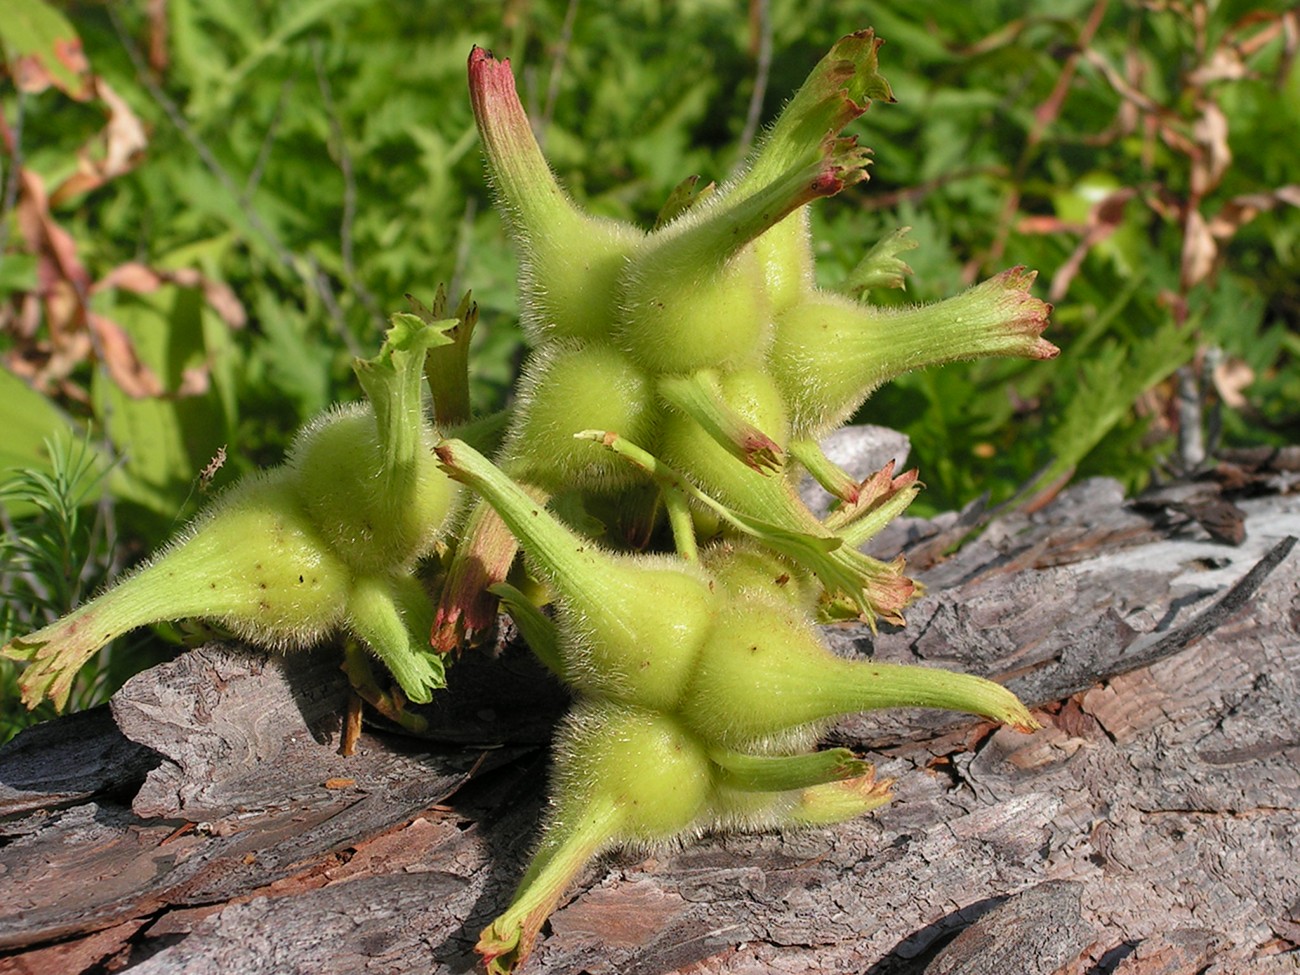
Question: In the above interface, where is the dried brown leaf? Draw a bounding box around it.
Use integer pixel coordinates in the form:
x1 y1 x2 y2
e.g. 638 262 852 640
1212 357 1254 411
95 264 247 330
167 268 248 329
96 262 163 294
17 170 91 293
1207 185 1300 239
50 78 149 205
7 3 92 101
86 312 164 398
147 0 169 73
1016 215 1084 235
1044 187 1139 302
1180 208 1217 290
176 365 212 398
1190 101 1231 198
1187 47 1248 86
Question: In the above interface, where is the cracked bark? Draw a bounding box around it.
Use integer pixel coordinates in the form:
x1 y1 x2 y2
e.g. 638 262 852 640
2 466 1299 974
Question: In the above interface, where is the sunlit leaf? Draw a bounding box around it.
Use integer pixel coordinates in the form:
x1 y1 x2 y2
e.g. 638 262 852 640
0 0 91 99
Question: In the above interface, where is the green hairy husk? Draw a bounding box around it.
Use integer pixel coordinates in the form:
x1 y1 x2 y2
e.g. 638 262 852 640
3 315 464 710
460 32 1050 972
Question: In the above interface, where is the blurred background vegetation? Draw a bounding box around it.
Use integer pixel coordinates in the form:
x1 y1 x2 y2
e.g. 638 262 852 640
2 0 1297 736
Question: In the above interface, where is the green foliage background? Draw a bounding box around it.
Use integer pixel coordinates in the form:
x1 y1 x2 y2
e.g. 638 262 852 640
2 0 1297 732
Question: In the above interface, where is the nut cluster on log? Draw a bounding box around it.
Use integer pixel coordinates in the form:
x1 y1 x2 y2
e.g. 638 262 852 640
2 450 1299 974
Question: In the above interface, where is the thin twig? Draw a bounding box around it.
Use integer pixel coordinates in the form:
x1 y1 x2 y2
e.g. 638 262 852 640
1099 534 1296 681
857 165 1007 211
538 0 581 149
1005 532 1299 709
1201 345 1223 460
146 0 169 73
735 0 774 165
1174 363 1205 473
107 8 291 265
309 259 360 357
0 91 27 259
313 47 355 277
1080 46 1165 116
242 77 293 202
311 41 385 333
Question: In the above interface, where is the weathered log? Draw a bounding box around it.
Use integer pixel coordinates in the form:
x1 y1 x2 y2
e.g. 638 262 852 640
1 468 1298 974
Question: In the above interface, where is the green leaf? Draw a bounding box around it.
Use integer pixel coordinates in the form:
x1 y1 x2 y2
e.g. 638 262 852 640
0 254 39 296
0 368 103 500
0 0 91 99
89 287 230 526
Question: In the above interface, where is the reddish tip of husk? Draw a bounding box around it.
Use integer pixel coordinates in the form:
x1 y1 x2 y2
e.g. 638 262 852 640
854 459 920 509
467 45 527 137
808 138 873 202
991 266 1057 359
1011 711 1044 734
430 550 506 654
468 45 508 80
1033 338 1062 360
429 601 486 655
433 443 467 482
466 46 504 104
740 430 784 473
866 561 919 626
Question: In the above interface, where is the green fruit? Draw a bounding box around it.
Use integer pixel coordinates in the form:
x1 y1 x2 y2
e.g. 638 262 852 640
461 31 1056 975
1 472 352 710
174 474 353 646
609 26 893 375
552 700 712 840
468 46 642 344
754 211 815 314
679 597 1038 751
555 552 716 710
476 700 712 974
658 365 791 511
437 439 719 711
503 343 659 492
677 594 832 750
616 236 771 375
700 540 819 610
518 222 643 344
288 404 457 572
768 271 1057 437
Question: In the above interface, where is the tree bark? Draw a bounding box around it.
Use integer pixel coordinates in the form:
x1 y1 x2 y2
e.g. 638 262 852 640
2 465 1298 975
